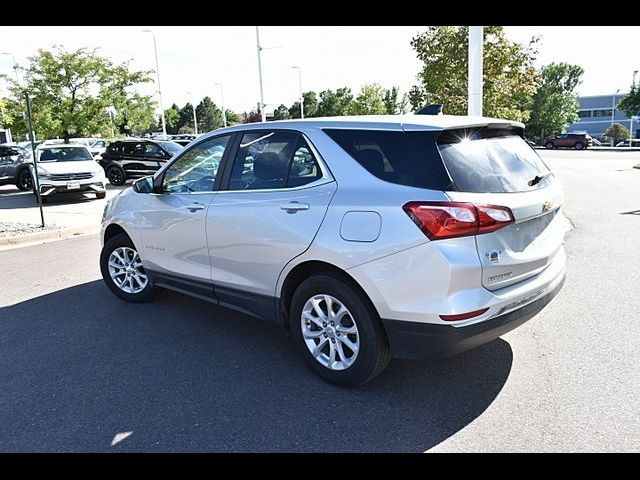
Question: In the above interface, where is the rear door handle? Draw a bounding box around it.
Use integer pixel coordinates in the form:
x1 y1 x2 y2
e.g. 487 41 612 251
280 202 310 212
182 202 206 212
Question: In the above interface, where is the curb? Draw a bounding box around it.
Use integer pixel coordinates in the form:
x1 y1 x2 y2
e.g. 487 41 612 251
0 224 100 250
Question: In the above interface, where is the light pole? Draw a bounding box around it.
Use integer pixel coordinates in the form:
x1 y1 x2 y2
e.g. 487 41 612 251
255 26 266 123
291 66 303 119
631 71 638 140
611 88 620 127
468 26 483 116
215 82 227 127
186 92 198 135
142 29 166 136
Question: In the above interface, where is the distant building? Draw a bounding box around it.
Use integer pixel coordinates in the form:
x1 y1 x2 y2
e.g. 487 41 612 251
566 94 638 139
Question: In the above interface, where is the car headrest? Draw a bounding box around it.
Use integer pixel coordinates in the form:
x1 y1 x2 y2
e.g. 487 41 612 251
358 149 385 177
253 151 287 180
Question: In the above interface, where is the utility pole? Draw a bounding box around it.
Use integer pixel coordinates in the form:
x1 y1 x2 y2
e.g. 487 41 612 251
215 82 227 127
256 26 266 122
143 29 167 136
292 66 303 118
631 71 638 140
468 26 483 116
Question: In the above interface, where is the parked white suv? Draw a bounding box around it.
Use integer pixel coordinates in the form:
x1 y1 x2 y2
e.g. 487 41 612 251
33 144 106 203
100 115 567 385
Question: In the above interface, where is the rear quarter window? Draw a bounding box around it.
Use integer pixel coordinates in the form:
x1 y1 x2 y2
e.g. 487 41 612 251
323 129 450 190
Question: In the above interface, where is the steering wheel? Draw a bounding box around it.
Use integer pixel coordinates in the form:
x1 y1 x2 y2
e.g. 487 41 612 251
194 175 216 192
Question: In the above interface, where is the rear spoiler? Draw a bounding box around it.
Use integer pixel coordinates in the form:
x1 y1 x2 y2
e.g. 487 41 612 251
415 104 443 115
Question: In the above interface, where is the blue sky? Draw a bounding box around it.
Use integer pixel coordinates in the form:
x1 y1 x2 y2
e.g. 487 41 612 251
1 26 638 114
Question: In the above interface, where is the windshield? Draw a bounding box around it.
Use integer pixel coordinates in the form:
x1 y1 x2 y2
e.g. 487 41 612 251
158 141 183 155
438 133 551 193
39 147 93 162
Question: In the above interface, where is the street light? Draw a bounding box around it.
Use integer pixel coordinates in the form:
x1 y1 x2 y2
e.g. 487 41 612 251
611 88 620 127
631 71 638 140
291 66 303 119
142 29 166 136
186 91 198 135
1 52 20 84
214 82 227 127
255 26 266 123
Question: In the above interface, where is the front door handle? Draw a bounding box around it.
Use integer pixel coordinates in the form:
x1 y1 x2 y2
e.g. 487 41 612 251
182 202 206 212
280 202 310 212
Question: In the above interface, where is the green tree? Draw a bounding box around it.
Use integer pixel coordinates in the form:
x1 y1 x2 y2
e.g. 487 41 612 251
1 46 155 141
177 102 195 133
273 104 291 120
410 26 538 121
527 63 584 142
289 91 318 118
604 123 630 144
349 84 387 115
164 104 181 134
195 96 225 132
382 86 408 114
317 87 354 116
617 83 640 123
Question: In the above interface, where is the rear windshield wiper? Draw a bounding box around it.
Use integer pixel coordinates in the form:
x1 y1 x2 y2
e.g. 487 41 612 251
528 172 553 186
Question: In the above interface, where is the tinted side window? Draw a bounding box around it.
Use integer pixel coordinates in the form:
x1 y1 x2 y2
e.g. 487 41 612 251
145 143 164 157
122 142 144 155
287 140 322 187
227 131 298 190
105 143 120 155
323 129 448 190
162 135 231 193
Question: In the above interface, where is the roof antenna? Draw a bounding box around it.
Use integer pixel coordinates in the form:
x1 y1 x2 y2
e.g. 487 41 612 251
415 104 443 115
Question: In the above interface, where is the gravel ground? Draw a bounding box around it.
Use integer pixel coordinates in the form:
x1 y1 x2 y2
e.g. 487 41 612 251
0 221 63 238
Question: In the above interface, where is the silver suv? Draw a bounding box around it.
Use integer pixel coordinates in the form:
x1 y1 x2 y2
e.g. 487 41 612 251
100 115 567 385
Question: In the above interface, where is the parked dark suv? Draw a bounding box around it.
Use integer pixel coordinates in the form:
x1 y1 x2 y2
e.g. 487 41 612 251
544 133 593 150
99 139 183 186
0 144 32 190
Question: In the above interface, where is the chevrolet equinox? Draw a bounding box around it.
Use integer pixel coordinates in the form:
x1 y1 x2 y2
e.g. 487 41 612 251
100 115 567 385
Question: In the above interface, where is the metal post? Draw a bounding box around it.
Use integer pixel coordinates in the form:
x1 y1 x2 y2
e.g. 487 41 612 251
215 82 227 127
25 92 44 228
143 29 166 136
292 66 303 119
631 71 638 139
468 26 483 116
256 26 266 123
192 102 198 135
611 89 620 127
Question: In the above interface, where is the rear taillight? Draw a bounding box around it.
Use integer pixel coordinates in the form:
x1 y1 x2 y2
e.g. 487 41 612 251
403 201 514 240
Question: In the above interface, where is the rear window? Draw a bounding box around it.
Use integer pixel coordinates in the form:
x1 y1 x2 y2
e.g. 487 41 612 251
438 130 551 193
323 129 450 190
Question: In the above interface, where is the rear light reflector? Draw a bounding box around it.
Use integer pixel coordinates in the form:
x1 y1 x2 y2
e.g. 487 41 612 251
403 201 514 240
439 307 489 322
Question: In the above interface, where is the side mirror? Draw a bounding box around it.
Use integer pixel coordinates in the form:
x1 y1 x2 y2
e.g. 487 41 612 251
132 176 154 194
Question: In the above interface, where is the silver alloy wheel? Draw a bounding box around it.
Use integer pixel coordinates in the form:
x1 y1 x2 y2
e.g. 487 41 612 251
108 246 148 294
301 294 360 371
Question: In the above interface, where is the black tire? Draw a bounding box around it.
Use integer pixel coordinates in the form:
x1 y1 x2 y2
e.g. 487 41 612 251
100 232 155 302
575 142 584 150
545 142 554 149
16 168 33 191
106 166 126 186
96 191 107 199
290 272 391 386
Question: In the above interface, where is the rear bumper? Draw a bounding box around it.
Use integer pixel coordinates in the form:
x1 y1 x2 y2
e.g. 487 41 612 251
382 273 565 360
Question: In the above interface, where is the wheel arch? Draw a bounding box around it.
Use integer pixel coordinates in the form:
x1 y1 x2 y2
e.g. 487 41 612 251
103 223 133 245
278 260 380 328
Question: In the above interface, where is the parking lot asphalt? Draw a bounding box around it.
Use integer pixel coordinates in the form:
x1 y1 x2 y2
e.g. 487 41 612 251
0 184 125 231
1 150 639 452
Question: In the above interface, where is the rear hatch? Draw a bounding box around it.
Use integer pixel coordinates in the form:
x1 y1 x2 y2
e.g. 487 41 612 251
438 126 566 290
